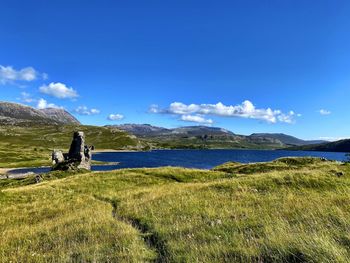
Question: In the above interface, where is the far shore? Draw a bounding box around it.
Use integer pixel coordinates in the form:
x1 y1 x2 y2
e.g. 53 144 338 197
94 149 140 153
0 166 50 174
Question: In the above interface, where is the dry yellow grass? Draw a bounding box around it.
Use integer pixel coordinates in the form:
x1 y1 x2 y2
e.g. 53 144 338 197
1 157 350 262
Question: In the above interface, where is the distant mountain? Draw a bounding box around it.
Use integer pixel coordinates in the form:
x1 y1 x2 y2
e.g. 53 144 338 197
110 124 235 137
112 124 170 136
288 139 350 153
0 101 80 125
111 124 322 150
171 126 234 136
249 133 326 146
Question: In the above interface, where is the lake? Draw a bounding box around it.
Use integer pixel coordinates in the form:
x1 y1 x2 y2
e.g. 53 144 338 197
7 149 348 175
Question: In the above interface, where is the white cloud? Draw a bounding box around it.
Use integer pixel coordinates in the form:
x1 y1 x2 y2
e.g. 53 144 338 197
36 98 61 109
149 104 160 113
107 114 124 121
319 109 331 115
151 100 299 124
181 115 213 124
19 92 35 103
39 82 78 99
0 65 39 84
74 106 100 115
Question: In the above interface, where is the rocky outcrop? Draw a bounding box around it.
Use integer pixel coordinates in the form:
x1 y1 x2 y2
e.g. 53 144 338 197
52 131 94 171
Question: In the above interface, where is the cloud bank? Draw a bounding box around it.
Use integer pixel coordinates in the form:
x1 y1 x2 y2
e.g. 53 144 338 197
150 100 298 124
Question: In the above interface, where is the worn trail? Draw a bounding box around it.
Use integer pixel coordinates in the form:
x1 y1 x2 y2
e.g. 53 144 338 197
93 195 171 263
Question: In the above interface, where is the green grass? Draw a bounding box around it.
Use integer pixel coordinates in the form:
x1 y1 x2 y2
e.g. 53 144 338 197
1 157 350 262
0 123 147 168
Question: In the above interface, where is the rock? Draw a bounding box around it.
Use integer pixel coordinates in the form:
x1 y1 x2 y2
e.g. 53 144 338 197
68 131 85 162
52 150 64 165
35 174 42 183
336 171 344 177
52 131 94 171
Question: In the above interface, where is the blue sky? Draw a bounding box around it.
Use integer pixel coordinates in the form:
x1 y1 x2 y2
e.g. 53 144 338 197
1 0 349 140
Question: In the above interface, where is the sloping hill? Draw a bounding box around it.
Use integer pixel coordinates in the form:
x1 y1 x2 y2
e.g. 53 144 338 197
0 101 80 125
288 139 350 153
249 133 326 146
0 124 147 168
39 108 80 124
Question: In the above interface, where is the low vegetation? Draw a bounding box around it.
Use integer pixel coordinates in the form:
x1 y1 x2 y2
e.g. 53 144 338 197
1 157 350 262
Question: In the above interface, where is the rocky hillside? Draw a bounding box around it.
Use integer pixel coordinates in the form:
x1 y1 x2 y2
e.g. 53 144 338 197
0 101 80 125
39 108 80 125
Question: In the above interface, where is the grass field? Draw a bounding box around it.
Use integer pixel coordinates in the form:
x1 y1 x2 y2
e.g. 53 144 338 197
0 123 147 168
1 157 350 262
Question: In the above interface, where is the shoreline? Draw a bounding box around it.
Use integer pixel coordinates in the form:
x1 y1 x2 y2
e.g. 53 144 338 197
0 165 51 173
0 168 12 174
94 149 139 153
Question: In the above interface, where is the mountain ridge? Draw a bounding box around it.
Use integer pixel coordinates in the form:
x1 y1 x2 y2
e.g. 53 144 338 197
0 101 80 125
109 123 327 149
288 139 350 153
249 133 326 146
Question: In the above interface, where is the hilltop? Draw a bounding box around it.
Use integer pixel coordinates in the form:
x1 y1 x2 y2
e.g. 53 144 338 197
0 101 80 125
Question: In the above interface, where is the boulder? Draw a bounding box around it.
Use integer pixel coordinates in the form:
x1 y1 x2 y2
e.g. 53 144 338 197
52 150 64 165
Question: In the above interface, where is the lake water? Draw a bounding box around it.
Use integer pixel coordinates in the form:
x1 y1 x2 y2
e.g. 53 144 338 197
7 149 347 175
